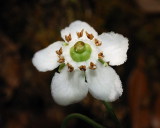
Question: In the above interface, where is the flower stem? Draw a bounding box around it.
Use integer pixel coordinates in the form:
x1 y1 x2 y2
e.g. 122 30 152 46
61 113 106 128
103 102 121 128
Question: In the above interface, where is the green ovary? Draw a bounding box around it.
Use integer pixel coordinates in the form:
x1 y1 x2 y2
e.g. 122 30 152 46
70 41 92 62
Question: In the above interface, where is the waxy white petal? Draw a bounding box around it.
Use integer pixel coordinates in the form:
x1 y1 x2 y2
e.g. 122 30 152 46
86 62 123 102
98 32 129 66
51 67 88 106
32 41 62 72
61 20 98 42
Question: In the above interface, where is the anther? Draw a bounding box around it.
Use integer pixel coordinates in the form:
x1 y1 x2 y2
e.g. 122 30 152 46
94 39 102 46
98 52 104 59
89 62 96 70
79 65 86 71
77 29 84 38
65 34 72 42
86 31 94 40
56 47 62 55
67 63 74 72
57 56 65 63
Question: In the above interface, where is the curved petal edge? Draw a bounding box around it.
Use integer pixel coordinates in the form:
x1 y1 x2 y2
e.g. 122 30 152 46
32 41 62 72
98 32 129 66
51 67 88 106
86 62 123 102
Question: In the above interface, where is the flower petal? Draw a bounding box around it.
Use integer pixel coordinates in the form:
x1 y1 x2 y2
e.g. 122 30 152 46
51 67 88 106
61 20 98 42
86 62 123 102
98 32 129 66
32 41 62 72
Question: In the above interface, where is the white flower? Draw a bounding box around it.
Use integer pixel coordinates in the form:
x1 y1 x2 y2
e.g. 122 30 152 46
32 20 129 106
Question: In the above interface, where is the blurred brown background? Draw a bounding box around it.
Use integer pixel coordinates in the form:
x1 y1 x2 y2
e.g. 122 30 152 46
0 0 160 128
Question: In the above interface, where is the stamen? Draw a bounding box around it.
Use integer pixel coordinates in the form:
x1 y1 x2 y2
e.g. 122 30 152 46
57 56 65 63
77 29 84 38
89 62 96 70
94 39 102 46
98 52 104 59
65 34 72 42
63 42 69 46
79 65 86 71
86 31 94 40
98 59 109 67
56 47 62 55
58 63 65 72
67 63 74 72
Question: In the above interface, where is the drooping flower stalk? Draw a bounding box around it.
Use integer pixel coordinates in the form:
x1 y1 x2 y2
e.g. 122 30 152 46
103 102 121 128
61 113 106 128
61 102 122 128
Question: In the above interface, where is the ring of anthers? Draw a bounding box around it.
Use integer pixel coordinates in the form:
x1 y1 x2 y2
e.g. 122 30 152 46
56 30 106 72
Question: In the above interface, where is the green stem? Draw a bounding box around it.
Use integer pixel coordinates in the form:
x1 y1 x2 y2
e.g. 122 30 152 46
61 113 106 128
103 102 121 128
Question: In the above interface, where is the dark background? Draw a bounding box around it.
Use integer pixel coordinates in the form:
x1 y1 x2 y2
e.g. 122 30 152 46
0 0 160 128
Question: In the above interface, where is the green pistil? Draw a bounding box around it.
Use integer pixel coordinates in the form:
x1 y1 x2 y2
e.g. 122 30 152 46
74 41 85 53
70 41 92 62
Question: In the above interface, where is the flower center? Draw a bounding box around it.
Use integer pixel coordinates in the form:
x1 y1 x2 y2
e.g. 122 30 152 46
70 41 92 62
